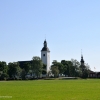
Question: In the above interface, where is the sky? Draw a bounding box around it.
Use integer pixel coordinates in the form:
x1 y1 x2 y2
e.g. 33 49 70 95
0 0 100 71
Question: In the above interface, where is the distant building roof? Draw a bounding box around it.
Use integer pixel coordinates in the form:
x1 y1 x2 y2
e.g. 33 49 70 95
18 60 32 69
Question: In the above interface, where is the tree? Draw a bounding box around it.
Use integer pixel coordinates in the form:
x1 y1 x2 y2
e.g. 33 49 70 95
61 60 73 77
22 62 31 74
8 62 21 79
42 64 47 75
32 56 43 78
19 62 31 80
61 60 69 76
0 73 8 80
0 61 8 80
71 59 81 77
51 66 59 78
21 69 26 80
79 63 90 78
0 61 7 72
52 60 64 75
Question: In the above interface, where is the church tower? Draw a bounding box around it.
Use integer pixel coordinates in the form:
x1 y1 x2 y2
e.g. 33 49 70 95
41 40 50 74
80 54 85 73
80 55 84 66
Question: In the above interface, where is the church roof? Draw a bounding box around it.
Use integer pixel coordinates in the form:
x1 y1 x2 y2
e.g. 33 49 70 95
41 47 50 52
18 60 32 69
41 40 50 52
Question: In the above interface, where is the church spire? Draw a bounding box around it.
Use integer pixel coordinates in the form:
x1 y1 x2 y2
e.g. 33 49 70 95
41 40 50 52
80 49 84 65
44 39 47 48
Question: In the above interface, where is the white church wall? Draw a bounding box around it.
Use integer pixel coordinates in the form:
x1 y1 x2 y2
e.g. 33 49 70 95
41 51 50 73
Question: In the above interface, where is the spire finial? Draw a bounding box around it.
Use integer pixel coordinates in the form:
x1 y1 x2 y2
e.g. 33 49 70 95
45 34 46 40
81 49 83 57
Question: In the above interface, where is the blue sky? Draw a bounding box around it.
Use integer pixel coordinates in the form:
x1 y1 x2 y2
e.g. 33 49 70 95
0 0 100 71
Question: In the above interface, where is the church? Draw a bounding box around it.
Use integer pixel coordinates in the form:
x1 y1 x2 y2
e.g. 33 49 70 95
18 39 51 75
18 40 93 78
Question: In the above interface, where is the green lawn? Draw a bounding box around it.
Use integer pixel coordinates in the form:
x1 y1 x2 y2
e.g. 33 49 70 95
0 79 100 100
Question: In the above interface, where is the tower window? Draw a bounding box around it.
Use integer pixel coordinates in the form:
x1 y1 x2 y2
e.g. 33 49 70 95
43 54 45 56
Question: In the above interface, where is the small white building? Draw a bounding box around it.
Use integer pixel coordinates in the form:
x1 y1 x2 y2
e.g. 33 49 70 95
41 40 50 74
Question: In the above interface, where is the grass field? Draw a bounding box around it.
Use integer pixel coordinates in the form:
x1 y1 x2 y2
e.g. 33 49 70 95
0 79 100 100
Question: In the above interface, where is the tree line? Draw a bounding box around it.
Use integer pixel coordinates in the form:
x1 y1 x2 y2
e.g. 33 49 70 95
0 56 90 80
51 59 90 78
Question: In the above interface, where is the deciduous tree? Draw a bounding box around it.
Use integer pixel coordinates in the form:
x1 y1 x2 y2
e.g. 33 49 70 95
32 56 43 78
51 66 59 78
8 62 21 79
